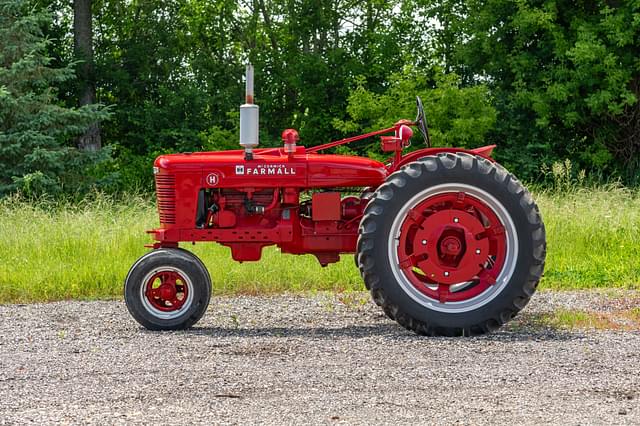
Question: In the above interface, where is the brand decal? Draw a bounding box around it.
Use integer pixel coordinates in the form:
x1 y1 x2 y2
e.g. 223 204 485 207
205 173 219 186
235 164 296 176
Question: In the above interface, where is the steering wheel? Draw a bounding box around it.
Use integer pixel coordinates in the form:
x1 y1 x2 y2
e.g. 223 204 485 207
415 96 432 147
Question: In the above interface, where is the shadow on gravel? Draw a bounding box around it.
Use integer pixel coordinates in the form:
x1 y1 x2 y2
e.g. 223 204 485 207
183 323 581 342
188 323 403 339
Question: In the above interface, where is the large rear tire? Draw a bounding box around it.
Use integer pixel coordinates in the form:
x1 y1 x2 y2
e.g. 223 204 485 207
357 153 545 336
124 248 212 330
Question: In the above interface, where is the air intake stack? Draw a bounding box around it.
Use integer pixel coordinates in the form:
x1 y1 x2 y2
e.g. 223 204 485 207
239 64 259 160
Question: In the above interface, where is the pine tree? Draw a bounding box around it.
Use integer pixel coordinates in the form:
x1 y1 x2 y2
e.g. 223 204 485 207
0 0 110 196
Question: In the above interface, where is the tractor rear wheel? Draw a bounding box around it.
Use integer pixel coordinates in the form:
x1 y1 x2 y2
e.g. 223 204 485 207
124 248 211 330
357 153 545 336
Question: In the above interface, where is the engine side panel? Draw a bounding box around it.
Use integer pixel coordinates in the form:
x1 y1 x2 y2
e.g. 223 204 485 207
152 147 385 258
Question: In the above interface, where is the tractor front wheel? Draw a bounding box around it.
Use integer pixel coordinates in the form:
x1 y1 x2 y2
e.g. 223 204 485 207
357 153 546 336
124 248 212 330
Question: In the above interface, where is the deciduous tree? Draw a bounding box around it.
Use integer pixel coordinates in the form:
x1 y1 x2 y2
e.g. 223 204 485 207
74 0 101 151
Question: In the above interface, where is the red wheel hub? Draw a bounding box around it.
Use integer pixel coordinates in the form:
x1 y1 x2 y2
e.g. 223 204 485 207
397 192 507 303
440 235 462 257
144 270 189 312
158 283 177 300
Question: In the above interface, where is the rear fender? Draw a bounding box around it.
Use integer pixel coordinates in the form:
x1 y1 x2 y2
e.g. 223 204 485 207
391 145 496 172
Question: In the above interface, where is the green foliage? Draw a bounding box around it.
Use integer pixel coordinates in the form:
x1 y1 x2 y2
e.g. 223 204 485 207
1 189 639 303
540 159 586 192
449 0 640 179
0 0 110 196
539 186 640 290
3 0 638 193
33 0 417 191
0 193 363 303
334 67 496 152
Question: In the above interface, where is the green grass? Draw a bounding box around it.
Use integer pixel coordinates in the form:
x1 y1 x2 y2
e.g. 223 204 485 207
542 309 617 330
0 187 639 303
0 194 361 303
516 307 640 331
538 186 640 290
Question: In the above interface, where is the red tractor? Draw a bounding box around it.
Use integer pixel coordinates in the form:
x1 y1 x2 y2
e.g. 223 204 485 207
124 65 546 336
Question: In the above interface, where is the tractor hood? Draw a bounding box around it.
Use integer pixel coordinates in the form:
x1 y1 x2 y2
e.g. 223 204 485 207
154 146 388 189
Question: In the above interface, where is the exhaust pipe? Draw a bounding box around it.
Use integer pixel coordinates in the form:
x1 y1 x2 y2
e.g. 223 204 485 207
240 64 259 160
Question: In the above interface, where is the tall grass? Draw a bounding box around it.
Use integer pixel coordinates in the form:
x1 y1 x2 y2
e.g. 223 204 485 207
0 187 639 303
537 185 640 290
0 194 156 302
0 193 361 303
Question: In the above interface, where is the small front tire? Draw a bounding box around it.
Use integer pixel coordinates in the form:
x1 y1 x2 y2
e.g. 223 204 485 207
124 248 212 330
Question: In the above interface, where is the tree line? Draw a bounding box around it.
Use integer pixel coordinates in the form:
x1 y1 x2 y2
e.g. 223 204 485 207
1 0 639 196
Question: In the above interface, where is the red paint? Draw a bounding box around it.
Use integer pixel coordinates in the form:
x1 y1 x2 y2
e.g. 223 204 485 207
312 192 341 221
144 270 189 311
282 129 299 154
282 128 299 143
149 120 496 266
396 192 506 302
391 145 497 171
440 235 463 257
205 173 219 186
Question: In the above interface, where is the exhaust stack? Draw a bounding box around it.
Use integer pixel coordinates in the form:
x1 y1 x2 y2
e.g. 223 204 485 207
239 64 259 160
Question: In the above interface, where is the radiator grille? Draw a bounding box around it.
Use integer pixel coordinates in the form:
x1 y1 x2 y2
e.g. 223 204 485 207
155 174 176 224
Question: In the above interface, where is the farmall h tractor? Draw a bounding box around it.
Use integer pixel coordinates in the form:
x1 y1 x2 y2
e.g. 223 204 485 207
124 65 546 336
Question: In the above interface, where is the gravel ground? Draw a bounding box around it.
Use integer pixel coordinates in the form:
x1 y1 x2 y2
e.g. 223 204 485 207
1 291 639 425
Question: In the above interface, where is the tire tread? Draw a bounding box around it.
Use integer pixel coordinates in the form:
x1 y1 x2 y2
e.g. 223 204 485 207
357 153 546 336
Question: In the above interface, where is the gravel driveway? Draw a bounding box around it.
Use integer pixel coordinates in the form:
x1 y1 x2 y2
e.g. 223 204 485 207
1 291 639 425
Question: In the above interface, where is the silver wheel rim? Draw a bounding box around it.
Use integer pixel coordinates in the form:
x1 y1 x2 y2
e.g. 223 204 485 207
139 266 195 320
387 183 519 313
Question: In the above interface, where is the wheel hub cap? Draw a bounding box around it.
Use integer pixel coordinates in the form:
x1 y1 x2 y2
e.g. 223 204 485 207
439 235 463 257
158 283 177 300
396 191 507 303
144 271 189 312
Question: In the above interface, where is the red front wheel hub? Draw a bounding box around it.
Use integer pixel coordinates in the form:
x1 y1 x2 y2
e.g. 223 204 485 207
144 270 189 312
396 191 507 304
